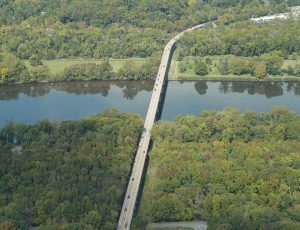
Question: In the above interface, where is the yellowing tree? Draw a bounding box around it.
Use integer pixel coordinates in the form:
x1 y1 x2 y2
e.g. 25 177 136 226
0 67 8 83
188 0 197 8
254 63 267 79
0 67 8 76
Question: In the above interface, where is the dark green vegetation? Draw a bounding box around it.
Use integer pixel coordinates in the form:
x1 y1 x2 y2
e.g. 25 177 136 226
0 0 290 59
56 55 161 81
0 0 296 84
177 18 300 79
0 110 143 229
0 54 160 84
137 108 300 229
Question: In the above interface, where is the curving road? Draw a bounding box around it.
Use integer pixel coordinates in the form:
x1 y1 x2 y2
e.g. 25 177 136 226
117 22 207 230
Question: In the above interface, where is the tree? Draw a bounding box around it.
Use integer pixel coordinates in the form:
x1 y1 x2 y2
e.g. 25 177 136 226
29 54 43 67
194 60 208 76
31 65 49 81
0 66 8 84
261 51 284 75
140 109 300 229
286 66 295 76
99 58 113 80
0 110 143 229
295 64 300 77
18 69 31 83
218 59 230 75
179 62 187 73
205 58 212 65
1 53 28 84
231 60 252 75
138 54 161 80
118 60 138 80
254 63 267 79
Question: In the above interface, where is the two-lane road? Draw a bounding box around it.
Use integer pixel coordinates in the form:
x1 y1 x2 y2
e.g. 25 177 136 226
118 6 300 228
117 23 206 230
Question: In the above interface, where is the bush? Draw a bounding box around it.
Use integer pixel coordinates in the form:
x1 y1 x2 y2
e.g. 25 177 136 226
195 60 208 76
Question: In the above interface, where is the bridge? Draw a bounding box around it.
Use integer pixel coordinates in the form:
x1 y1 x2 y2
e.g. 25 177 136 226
117 23 206 230
116 6 300 228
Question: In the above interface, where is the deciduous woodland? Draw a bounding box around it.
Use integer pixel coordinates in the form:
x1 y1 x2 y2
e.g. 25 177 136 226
1 1 300 229
136 108 300 230
175 18 300 79
0 0 299 84
0 110 143 229
0 0 292 59
1 108 300 229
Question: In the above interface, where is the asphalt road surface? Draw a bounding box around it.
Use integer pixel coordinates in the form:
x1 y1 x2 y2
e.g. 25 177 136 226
117 23 206 230
117 6 300 228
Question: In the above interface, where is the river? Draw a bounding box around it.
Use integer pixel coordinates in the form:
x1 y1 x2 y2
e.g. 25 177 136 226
0 80 299 126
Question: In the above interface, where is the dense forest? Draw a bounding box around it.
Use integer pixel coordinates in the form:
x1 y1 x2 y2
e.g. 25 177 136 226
0 0 293 59
177 17 300 78
179 18 300 58
0 1 299 84
0 110 143 229
136 108 300 229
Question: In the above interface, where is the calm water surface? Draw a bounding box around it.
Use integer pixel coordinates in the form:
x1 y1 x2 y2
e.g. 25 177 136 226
161 81 300 120
0 80 300 126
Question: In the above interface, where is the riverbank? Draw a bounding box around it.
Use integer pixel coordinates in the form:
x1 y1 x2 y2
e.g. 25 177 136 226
39 53 300 82
1 72 299 87
171 75 300 82
24 58 148 75
168 54 300 81
0 56 158 86
1 80 300 127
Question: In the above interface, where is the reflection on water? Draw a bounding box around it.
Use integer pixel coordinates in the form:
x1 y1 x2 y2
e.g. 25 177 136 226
0 80 300 126
0 81 154 126
0 81 153 101
160 81 300 120
1 80 299 102
0 84 51 101
193 81 300 98
194 81 208 95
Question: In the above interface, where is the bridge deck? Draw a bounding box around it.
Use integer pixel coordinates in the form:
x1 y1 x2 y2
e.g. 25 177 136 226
117 23 205 230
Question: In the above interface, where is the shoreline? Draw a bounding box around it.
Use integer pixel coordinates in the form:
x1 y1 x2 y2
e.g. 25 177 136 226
1 75 300 87
168 75 300 82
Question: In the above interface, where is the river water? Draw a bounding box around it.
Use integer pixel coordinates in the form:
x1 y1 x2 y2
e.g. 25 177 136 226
0 80 299 126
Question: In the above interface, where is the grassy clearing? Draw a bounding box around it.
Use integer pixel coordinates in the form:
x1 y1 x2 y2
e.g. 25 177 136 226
24 58 148 75
282 58 300 69
170 54 300 80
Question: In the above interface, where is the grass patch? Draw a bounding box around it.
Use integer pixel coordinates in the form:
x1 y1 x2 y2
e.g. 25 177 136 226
171 54 300 80
282 59 300 69
24 58 148 75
